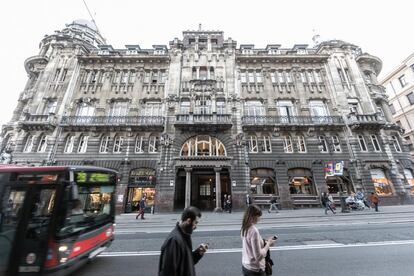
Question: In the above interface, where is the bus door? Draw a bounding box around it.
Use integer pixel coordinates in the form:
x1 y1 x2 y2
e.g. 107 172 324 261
0 183 27 276
9 184 58 275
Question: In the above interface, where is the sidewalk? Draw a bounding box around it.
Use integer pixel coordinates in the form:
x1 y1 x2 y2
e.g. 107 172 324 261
117 204 414 224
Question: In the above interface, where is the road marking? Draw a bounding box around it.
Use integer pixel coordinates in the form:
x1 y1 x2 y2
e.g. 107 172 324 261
113 219 414 234
98 239 414 257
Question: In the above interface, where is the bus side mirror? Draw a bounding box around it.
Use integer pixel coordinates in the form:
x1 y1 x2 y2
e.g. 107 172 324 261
70 184 79 201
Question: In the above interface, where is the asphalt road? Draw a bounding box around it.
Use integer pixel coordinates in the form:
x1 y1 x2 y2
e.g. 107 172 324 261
74 208 414 276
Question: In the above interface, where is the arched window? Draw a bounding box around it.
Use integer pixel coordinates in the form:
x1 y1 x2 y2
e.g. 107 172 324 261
37 135 48 152
24 135 35 153
250 168 277 195
113 136 124 153
100 135 111 153
180 135 226 157
77 135 89 153
64 135 76 153
370 168 393 195
288 168 316 195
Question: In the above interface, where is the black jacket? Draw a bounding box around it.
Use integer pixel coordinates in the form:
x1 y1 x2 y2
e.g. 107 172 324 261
158 223 203 276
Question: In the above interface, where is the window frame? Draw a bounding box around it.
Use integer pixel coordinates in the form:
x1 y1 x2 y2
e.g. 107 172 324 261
370 135 382 152
358 134 368 152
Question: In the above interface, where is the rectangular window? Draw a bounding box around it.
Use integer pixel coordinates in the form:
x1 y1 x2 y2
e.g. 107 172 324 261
109 102 128 117
318 136 328 153
271 72 277 83
283 136 293 153
37 136 47 152
307 71 315 83
349 103 359 114
113 136 124 153
244 101 265 116
24 135 35 153
255 72 263 83
248 72 255 83
300 72 307 83
77 136 89 153
241 72 247 83
391 135 402 152
399 75 407 88
64 135 75 153
143 102 162 116
216 100 226 114
389 103 396 114
152 71 159 83
45 100 57 114
53 69 61 82
99 136 111 153
278 71 284 83
135 136 144 153
60 69 68 82
129 72 136 83
148 136 158 153
121 71 129 83
248 136 258 153
338 69 346 83
262 136 272 153
332 136 342 152
144 72 150 83
285 71 292 83
407 92 414 105
160 71 167 83
180 101 191 114
297 136 307 153
370 135 381 152
315 71 322 83
358 135 368 152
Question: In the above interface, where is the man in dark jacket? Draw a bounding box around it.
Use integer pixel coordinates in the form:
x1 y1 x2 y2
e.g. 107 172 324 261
158 206 208 276
136 196 146 220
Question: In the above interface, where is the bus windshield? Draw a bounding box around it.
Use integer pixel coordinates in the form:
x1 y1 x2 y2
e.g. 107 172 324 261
57 184 115 238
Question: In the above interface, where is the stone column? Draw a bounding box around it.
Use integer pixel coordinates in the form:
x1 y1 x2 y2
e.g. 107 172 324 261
380 100 393 123
214 167 222 212
185 167 192 208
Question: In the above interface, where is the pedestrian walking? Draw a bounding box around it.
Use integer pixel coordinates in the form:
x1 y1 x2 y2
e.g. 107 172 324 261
268 196 278 213
136 196 146 220
158 206 208 276
241 205 276 276
226 195 232 213
356 190 370 209
246 194 252 207
369 192 379 212
322 192 336 215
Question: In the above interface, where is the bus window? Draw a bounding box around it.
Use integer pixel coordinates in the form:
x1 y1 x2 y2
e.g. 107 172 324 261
0 189 26 274
57 185 115 238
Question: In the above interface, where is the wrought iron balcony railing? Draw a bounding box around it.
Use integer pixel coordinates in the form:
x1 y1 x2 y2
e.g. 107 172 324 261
174 114 232 130
241 116 344 128
60 116 164 127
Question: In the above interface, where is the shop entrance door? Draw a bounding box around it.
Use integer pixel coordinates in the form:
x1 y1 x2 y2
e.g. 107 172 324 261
174 169 230 211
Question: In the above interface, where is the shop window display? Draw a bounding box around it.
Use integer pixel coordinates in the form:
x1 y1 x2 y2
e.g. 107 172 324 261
370 168 393 195
403 169 414 194
250 168 277 195
288 168 316 195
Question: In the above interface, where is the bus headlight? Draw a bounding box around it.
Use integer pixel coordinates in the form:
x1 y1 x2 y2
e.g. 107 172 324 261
58 245 69 252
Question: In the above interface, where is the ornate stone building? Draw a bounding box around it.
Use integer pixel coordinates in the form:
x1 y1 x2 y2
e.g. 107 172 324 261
1 20 413 212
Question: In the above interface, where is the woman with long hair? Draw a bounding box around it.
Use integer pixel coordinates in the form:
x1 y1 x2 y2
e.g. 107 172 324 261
241 205 276 276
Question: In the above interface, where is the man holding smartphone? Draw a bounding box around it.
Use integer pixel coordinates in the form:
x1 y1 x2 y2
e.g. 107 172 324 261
158 206 208 276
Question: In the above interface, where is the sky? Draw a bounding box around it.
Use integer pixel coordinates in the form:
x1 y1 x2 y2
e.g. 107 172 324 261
0 0 412 128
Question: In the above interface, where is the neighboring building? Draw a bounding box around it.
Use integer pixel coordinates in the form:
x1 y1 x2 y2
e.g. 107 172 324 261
1 20 413 212
380 53 414 161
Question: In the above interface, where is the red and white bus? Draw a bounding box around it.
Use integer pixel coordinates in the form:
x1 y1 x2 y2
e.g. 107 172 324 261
0 165 118 275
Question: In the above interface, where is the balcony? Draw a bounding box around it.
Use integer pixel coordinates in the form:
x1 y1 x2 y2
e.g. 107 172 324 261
60 116 164 131
367 84 388 102
241 116 344 131
19 114 57 130
347 113 386 130
174 114 232 131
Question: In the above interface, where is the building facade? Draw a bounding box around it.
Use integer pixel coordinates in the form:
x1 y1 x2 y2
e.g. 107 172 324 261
380 53 414 161
1 20 413 212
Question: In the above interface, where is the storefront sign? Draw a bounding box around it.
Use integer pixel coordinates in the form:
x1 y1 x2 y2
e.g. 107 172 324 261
325 161 344 178
117 195 124 203
232 180 236 187
325 162 334 178
334 161 344 176
169 180 174 186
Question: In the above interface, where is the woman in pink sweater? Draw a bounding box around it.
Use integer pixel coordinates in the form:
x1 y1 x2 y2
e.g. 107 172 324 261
241 205 276 276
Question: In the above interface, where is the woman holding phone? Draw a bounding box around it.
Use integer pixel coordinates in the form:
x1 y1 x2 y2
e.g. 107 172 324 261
241 205 276 276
